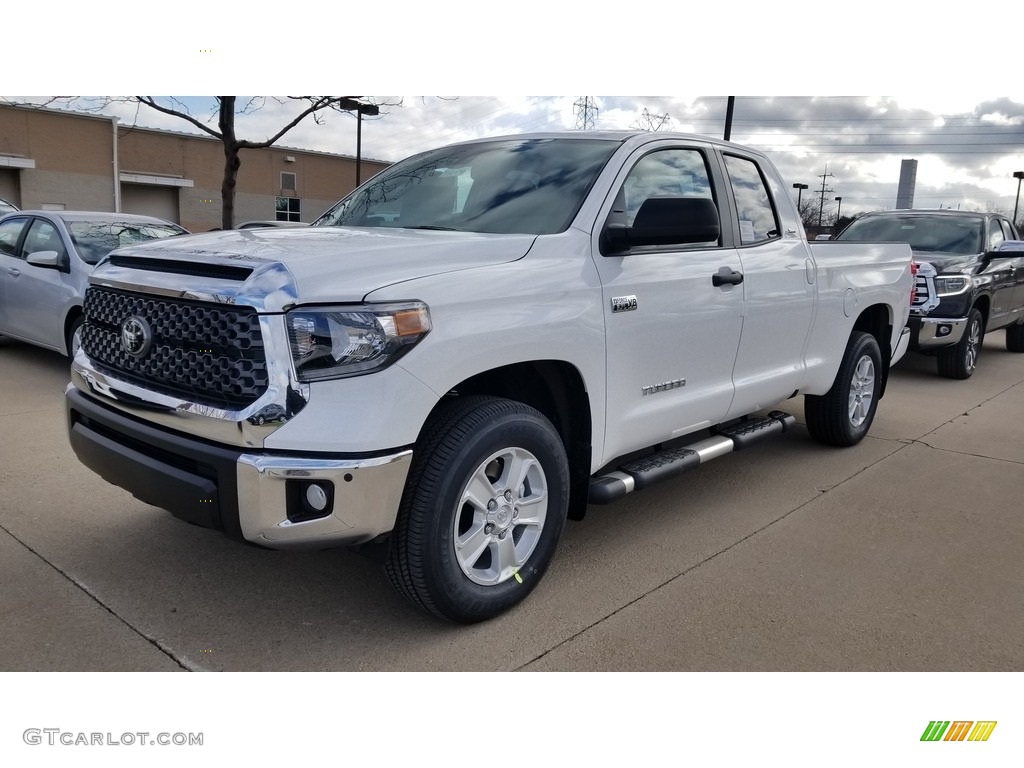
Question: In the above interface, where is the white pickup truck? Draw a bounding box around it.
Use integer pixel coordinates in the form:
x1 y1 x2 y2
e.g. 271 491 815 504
66 132 914 622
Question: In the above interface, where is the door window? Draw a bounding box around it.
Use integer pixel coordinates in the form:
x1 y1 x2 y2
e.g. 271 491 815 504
987 219 1006 251
22 219 68 261
0 217 27 257
723 154 780 245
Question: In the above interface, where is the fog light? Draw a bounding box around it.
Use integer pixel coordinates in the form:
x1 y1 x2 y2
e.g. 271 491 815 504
937 325 951 337
306 483 329 511
286 480 335 523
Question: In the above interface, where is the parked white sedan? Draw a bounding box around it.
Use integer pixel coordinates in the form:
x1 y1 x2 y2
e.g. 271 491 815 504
0 210 187 357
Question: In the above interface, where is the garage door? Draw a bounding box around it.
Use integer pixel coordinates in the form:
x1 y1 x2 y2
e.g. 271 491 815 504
121 183 180 224
0 169 20 207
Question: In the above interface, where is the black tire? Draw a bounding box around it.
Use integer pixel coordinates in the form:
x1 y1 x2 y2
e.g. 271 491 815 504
65 315 84 361
1006 321 1024 353
805 331 882 447
384 396 570 623
937 307 983 379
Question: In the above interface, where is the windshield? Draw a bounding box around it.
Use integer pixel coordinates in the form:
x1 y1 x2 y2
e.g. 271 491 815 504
66 219 187 264
313 138 619 235
838 214 984 255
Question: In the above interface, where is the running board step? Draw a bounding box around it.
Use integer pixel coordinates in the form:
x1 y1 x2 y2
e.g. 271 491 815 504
588 410 796 504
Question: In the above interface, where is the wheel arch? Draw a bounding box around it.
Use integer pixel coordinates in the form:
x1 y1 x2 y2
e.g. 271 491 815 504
426 360 593 521
62 304 84 357
852 303 894 398
972 293 990 330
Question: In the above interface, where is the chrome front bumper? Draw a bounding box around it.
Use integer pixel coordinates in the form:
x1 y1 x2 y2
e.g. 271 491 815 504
912 316 968 349
236 451 411 548
66 386 411 549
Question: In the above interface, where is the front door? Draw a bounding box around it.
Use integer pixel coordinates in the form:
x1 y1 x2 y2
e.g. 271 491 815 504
592 144 744 463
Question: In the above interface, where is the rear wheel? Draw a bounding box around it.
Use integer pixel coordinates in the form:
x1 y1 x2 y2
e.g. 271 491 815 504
1006 321 1024 353
384 396 570 623
937 307 983 379
805 331 882 447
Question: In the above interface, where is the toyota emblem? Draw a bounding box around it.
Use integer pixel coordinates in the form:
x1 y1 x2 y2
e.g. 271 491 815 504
120 315 153 358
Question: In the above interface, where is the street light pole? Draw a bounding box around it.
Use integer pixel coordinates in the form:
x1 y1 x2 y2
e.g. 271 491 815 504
793 182 808 210
1013 171 1024 228
354 102 380 187
835 196 843 230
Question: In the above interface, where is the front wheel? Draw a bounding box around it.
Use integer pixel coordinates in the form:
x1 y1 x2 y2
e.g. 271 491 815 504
937 308 983 379
805 331 882 447
385 396 570 623
65 315 84 361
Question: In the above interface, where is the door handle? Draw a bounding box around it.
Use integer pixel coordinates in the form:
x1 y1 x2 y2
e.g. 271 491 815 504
712 267 744 287
7 267 20 278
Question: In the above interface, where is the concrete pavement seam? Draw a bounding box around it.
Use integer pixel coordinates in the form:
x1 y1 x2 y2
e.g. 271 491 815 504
516 438 914 670
905 440 1024 466
0 521 193 672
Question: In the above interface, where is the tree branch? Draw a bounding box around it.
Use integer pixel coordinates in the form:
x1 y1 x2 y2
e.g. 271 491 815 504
135 97 224 140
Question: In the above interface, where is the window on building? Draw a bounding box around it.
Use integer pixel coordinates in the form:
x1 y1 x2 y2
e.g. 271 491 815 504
276 196 301 222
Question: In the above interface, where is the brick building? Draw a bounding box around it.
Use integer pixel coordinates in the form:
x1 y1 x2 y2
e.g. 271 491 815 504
0 103 390 232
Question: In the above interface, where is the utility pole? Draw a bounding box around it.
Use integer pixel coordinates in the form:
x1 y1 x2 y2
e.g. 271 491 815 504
573 97 599 130
817 164 835 227
632 108 672 132
724 96 735 141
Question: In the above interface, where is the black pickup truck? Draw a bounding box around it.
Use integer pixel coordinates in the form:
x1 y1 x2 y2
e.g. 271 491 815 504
836 209 1024 378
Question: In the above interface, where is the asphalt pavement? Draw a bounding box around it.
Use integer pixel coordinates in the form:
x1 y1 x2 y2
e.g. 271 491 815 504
1 332 1022 671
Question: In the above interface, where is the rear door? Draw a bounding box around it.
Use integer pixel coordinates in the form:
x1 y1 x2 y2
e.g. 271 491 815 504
720 152 815 419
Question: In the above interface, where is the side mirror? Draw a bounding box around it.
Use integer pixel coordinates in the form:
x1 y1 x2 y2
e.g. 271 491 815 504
983 240 1024 261
26 250 64 269
602 197 721 255
995 240 1024 253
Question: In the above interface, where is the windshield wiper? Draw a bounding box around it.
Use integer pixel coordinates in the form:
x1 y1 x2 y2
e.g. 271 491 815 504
405 225 461 231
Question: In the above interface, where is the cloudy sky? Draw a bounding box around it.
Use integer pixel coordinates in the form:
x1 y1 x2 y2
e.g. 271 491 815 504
11 95 1022 223
9 1 1024 223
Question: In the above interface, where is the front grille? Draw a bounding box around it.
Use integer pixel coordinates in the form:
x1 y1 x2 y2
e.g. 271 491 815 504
910 272 937 315
81 286 268 409
912 275 930 308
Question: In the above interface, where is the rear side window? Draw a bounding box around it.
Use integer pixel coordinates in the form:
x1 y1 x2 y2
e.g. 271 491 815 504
724 154 780 245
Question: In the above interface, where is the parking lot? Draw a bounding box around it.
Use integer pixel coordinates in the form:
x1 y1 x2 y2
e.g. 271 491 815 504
1 332 1022 672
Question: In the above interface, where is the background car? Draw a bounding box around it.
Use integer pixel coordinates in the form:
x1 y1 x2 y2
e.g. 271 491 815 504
0 198 19 216
0 210 187 358
836 209 1024 378
236 220 309 229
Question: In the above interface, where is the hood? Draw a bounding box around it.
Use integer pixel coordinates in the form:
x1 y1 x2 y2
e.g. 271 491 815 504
101 226 537 307
908 249 981 275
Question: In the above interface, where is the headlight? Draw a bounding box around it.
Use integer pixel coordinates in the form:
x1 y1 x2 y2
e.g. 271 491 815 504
286 301 431 381
933 276 970 297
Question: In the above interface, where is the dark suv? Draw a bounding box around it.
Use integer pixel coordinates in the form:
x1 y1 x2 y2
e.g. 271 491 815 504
837 209 1024 378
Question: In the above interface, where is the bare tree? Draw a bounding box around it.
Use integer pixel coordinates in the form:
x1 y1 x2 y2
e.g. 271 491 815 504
133 97 395 228
24 96 396 229
798 197 821 231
